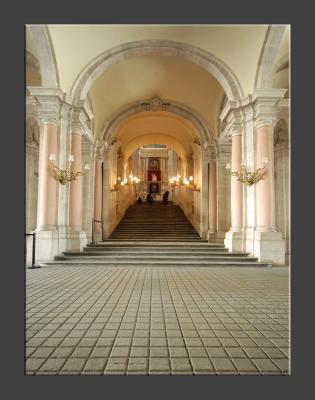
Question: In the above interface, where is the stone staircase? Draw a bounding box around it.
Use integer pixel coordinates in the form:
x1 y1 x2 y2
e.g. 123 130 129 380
41 202 271 267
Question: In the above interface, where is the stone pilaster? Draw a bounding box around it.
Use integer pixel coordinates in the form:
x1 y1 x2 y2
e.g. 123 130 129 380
253 90 286 264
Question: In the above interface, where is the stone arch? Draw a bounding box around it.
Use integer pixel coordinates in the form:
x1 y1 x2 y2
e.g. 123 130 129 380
70 40 243 103
101 97 213 150
255 25 288 89
27 25 60 88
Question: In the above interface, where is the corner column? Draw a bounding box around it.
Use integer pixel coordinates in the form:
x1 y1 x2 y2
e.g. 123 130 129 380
35 119 59 261
254 121 285 264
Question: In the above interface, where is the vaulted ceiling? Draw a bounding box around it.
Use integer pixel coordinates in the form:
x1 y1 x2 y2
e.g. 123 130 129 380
26 24 289 142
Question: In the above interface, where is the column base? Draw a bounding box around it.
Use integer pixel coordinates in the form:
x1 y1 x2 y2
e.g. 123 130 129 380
254 230 285 265
67 229 87 252
93 228 103 243
244 226 256 255
224 230 244 252
35 228 59 263
207 230 217 243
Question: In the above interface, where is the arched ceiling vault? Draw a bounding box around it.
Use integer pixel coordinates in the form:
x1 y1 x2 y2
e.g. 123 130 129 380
112 112 199 159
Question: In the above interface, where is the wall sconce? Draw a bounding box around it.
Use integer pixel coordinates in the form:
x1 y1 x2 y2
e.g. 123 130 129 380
48 154 89 185
226 158 268 186
169 175 200 191
111 175 140 191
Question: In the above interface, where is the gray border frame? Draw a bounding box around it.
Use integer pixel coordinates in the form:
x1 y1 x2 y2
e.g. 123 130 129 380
0 0 312 398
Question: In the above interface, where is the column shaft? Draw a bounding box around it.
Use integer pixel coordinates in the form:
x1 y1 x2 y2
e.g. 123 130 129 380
37 122 58 228
69 132 82 229
231 133 243 230
94 160 103 234
256 125 275 230
209 161 217 233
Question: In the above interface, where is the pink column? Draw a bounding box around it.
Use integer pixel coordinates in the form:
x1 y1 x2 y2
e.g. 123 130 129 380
209 160 217 233
69 132 83 229
37 121 58 229
230 133 243 231
256 124 275 231
94 160 103 234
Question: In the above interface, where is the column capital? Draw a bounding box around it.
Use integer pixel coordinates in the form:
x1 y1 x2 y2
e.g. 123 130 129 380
27 87 64 126
222 109 243 139
253 88 287 128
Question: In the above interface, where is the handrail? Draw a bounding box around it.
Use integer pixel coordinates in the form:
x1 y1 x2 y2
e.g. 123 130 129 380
91 219 104 244
25 233 40 269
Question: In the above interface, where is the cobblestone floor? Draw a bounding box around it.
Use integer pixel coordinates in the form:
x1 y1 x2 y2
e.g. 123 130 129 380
25 266 290 375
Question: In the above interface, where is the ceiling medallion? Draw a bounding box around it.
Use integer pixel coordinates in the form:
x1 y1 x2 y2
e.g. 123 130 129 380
139 96 170 112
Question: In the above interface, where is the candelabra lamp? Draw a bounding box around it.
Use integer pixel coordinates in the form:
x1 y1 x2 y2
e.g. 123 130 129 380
48 154 90 185
169 175 200 191
111 174 140 192
226 158 268 186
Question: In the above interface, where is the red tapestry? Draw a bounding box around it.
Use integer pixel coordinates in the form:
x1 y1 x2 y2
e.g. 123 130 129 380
148 170 161 181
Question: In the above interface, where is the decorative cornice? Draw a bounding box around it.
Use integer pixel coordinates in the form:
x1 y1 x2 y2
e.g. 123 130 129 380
219 88 288 135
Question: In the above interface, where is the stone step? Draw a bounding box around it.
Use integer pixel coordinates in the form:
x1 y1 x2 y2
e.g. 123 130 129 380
79 250 232 255
57 255 256 261
42 260 272 267
86 241 222 247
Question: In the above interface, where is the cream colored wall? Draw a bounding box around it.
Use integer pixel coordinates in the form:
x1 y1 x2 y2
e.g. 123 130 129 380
47 24 268 96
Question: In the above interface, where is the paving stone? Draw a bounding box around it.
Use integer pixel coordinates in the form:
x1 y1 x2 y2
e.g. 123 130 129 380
150 347 169 357
61 358 86 372
150 358 171 372
84 358 107 372
110 347 130 357
201 338 221 347
96 338 115 347
114 337 133 346
31 347 55 358
252 358 280 372
272 359 289 373
39 358 67 372
244 347 268 358
71 347 93 358
225 347 247 358
190 358 214 372
128 358 148 371
130 347 149 357
132 337 150 347
206 347 227 357
25 358 46 371
169 347 188 358
232 358 258 372
211 358 237 372
167 338 185 347
187 347 208 357
170 358 192 372
51 347 74 358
